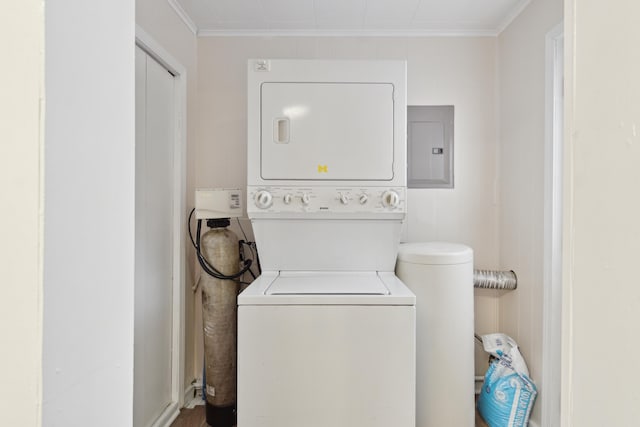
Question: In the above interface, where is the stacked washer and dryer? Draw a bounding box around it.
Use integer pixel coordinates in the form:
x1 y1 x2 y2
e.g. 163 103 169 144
237 59 474 427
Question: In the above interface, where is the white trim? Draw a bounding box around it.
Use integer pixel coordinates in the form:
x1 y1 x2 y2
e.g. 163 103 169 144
183 383 205 408
197 28 500 37
166 0 533 38
542 22 564 427
474 375 484 395
561 3 575 425
135 26 186 77
166 0 198 35
496 0 532 34
150 402 181 427
135 23 188 415
182 383 202 408
182 383 196 404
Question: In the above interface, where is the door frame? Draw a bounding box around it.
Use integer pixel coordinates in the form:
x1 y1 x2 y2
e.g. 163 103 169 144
135 25 187 427
542 22 564 427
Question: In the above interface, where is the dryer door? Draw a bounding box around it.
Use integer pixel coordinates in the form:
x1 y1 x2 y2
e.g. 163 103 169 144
260 82 395 181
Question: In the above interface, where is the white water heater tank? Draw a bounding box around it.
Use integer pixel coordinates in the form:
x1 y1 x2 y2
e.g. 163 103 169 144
395 242 474 427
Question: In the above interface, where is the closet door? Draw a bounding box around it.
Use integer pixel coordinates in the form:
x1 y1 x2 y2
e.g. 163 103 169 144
134 45 175 427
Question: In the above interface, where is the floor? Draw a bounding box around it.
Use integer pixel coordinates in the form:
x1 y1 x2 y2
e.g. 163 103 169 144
170 404 489 427
170 405 206 427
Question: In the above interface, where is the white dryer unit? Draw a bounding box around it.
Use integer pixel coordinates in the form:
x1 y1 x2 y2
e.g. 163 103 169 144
239 59 415 427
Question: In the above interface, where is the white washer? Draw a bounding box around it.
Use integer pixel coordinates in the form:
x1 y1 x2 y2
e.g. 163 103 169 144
238 272 415 427
239 60 415 427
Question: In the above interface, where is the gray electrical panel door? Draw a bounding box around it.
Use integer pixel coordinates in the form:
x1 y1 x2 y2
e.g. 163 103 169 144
407 106 454 188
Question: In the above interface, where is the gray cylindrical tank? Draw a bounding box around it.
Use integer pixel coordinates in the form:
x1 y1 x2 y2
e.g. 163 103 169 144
200 227 240 427
395 242 474 427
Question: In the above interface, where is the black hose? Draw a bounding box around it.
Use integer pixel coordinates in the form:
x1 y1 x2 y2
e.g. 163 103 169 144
239 241 258 280
195 218 252 280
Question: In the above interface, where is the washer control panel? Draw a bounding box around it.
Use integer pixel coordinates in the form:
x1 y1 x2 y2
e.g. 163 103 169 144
247 186 406 214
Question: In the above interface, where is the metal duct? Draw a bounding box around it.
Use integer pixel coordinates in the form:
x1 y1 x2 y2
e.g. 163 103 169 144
473 269 517 290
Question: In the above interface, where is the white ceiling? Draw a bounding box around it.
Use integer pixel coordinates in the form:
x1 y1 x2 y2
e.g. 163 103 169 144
170 0 531 36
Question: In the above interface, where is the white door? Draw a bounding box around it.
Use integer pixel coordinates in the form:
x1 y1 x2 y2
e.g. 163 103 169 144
542 25 564 427
134 46 175 427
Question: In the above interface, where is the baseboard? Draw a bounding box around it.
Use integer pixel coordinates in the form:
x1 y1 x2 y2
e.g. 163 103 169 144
475 376 484 395
183 383 205 409
183 384 196 405
151 402 180 427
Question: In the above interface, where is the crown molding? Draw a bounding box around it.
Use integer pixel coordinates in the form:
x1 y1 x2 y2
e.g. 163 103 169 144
167 0 532 38
197 28 499 38
167 0 198 35
496 0 532 34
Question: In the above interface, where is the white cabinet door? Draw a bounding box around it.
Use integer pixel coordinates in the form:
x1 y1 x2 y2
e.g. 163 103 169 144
134 46 175 427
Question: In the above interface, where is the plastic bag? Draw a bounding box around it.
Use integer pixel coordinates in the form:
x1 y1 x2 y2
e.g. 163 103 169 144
477 333 537 427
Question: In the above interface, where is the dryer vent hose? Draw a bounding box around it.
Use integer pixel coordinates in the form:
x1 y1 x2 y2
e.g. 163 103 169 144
473 269 517 290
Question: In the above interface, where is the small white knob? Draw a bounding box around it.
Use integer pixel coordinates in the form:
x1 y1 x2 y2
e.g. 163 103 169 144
339 193 349 205
254 190 273 209
359 194 368 205
301 193 311 205
283 194 292 204
382 190 400 208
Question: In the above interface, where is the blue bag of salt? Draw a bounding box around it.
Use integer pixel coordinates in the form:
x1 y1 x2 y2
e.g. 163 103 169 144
477 334 537 427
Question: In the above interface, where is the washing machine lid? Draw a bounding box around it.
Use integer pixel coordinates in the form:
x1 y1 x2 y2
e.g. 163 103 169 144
239 271 415 306
266 271 390 295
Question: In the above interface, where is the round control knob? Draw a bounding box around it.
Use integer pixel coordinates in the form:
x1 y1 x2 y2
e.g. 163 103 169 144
254 190 273 209
339 193 349 205
301 193 311 205
359 194 368 205
382 190 400 208
283 193 292 204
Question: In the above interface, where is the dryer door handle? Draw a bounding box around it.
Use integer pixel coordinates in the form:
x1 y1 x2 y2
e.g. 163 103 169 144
274 117 290 144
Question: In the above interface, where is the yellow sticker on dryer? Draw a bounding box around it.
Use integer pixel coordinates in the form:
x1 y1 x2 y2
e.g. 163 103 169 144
317 165 328 173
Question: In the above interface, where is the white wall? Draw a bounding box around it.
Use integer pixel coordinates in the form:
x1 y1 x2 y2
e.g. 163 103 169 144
135 0 199 392
497 0 563 423
563 1 640 425
0 2 44 426
42 1 135 425
196 36 501 375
